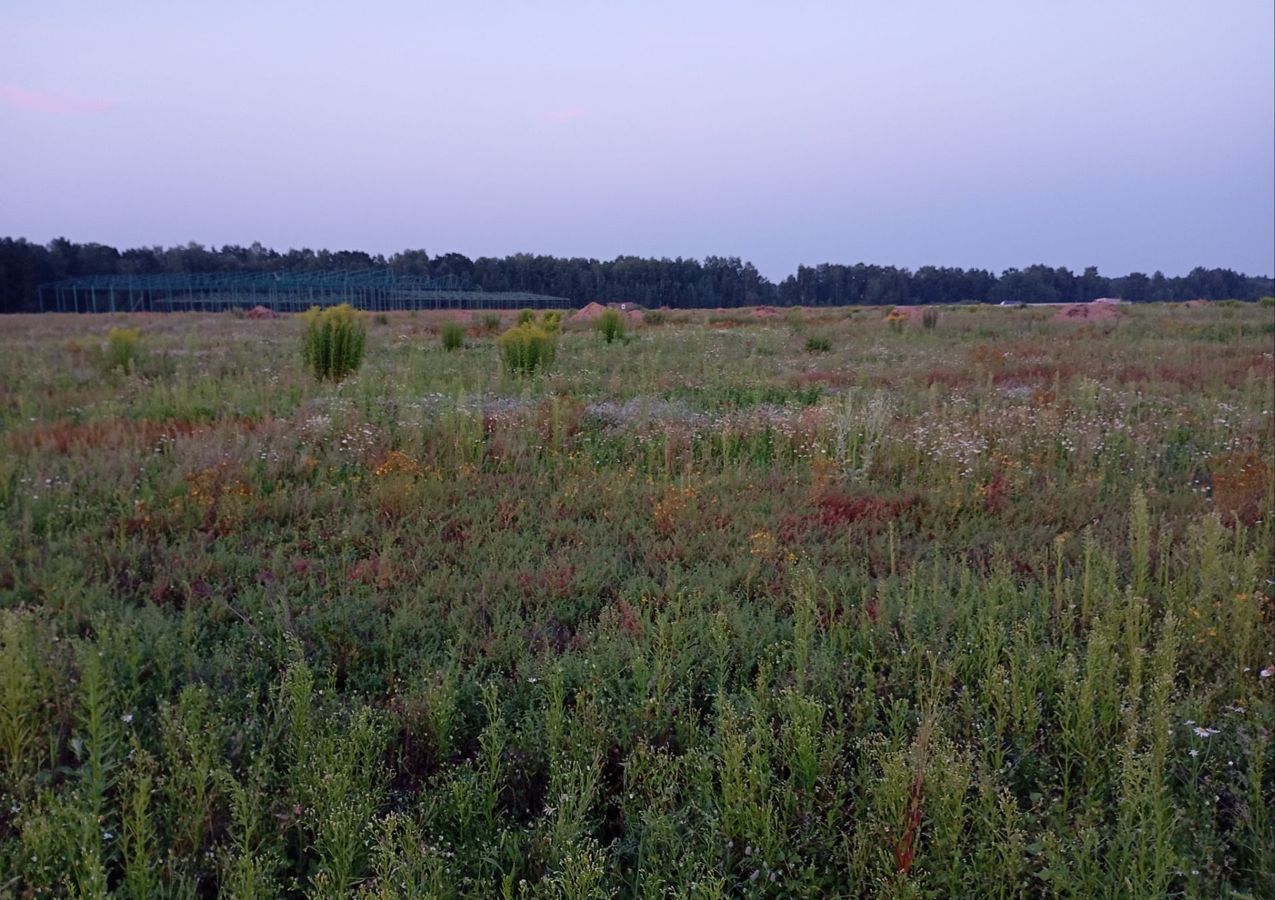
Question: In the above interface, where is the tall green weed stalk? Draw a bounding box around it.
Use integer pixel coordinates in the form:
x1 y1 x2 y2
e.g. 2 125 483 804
302 303 366 382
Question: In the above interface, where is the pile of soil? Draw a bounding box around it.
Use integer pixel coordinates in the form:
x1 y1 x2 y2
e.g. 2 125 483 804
751 306 780 319
244 305 279 320
570 302 609 322
1050 302 1120 323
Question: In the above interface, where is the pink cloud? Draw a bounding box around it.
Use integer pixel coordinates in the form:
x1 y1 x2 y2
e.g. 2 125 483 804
544 105 587 124
0 84 118 115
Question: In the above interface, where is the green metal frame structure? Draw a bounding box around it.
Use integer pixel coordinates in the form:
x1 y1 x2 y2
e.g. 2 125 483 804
37 269 570 313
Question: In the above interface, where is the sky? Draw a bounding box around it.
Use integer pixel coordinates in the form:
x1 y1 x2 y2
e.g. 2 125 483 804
1 1 1272 279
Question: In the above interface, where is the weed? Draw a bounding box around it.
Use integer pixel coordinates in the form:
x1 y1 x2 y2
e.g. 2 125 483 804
596 308 625 343
104 326 143 374
302 303 366 382
499 322 557 375
441 319 466 351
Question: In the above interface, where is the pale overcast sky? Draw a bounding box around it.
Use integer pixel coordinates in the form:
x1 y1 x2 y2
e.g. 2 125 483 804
2 1 1272 277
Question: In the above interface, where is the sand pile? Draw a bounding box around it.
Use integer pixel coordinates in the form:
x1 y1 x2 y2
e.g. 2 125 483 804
244 305 279 319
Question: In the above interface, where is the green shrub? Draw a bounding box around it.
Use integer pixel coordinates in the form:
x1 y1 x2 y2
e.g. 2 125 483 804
498 323 556 375
479 313 502 334
596 308 625 343
1259 296 1274 308
804 335 831 353
517 309 535 325
374 313 390 326
643 310 666 326
541 310 563 334
302 304 366 382
922 308 940 329
104 327 143 374
440 320 465 352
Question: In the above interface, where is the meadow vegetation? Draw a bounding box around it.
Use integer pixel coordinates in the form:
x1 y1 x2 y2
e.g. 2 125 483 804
0 303 1272 898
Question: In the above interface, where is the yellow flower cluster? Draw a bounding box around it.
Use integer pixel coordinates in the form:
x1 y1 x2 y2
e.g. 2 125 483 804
373 450 424 479
654 485 697 534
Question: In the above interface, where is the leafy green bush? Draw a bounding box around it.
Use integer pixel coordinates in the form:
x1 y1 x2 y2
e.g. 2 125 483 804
104 327 143 374
1259 296 1274 308
479 313 502 334
596 309 625 343
804 335 831 353
302 304 366 382
541 310 562 334
643 310 666 326
440 320 465 352
498 323 556 375
517 309 535 325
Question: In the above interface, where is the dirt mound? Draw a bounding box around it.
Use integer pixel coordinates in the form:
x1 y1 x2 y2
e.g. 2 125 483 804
244 305 279 320
751 306 780 319
571 302 609 322
1184 299 1208 308
1051 302 1120 323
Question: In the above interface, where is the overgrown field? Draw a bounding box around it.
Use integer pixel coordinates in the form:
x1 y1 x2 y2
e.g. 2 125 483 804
1 303 1273 898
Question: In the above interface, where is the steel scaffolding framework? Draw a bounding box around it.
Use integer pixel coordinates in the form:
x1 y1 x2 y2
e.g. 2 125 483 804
37 270 571 313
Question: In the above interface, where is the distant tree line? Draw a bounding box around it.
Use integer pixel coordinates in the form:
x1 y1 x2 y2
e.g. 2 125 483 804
1 236 1270 313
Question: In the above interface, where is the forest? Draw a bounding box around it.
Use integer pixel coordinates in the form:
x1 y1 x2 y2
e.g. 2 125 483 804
0 236 1271 313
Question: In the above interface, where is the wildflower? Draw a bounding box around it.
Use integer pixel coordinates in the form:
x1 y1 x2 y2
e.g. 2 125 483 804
1189 749 1199 758
121 712 133 724
749 530 776 559
373 450 423 478
1261 666 1274 678
1192 726 1219 738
